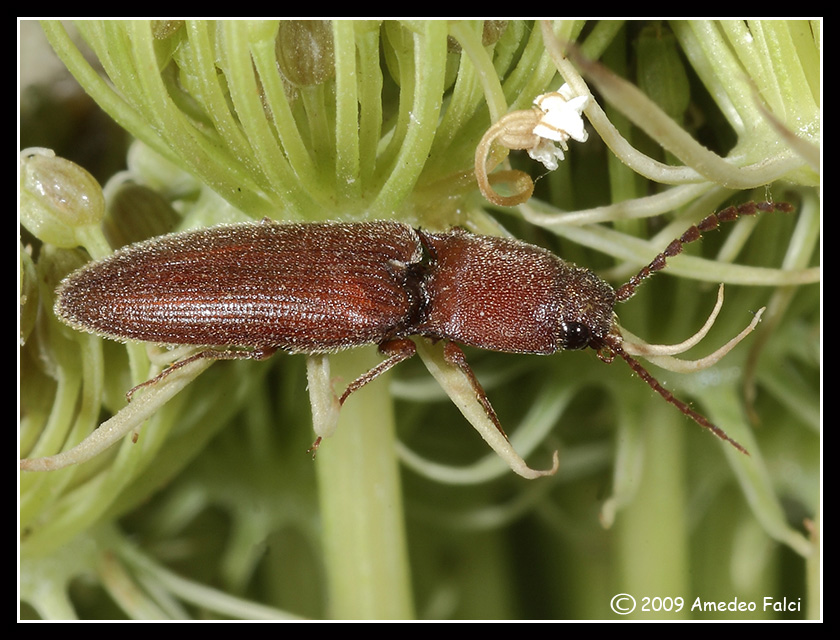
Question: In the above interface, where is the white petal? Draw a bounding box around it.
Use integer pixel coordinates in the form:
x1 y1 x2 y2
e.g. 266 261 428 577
532 91 590 144
527 138 565 171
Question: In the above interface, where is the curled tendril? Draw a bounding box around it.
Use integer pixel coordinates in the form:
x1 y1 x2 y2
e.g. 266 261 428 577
475 84 589 206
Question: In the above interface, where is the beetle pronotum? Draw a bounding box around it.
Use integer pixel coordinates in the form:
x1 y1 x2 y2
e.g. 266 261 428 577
24 200 791 474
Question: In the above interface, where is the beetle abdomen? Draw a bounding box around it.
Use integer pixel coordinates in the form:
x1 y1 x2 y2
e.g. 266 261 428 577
55 221 425 352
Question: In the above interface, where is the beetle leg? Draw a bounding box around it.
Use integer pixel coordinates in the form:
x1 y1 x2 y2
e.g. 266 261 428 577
126 346 277 402
309 338 418 454
442 342 509 441
337 338 418 405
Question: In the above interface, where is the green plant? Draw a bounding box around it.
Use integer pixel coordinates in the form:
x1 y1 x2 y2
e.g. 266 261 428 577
20 20 819 620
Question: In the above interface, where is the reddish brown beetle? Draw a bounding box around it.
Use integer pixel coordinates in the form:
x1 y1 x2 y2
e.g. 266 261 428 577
53 201 791 459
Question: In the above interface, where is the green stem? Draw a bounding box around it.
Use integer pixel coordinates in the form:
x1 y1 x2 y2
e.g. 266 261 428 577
615 400 689 620
314 348 414 619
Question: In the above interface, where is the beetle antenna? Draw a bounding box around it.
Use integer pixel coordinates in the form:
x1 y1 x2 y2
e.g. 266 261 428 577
600 335 748 454
615 201 793 303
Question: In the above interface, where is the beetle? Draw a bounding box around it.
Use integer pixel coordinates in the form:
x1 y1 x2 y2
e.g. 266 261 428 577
53 201 791 458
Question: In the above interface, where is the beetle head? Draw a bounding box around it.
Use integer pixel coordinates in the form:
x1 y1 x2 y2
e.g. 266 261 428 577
554 266 616 352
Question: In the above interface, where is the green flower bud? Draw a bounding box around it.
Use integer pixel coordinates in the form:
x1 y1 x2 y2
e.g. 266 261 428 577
102 180 181 249
151 20 183 39
275 20 335 87
481 20 508 46
20 148 106 249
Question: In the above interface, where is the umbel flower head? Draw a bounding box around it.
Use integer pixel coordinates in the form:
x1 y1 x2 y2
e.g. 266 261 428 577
20 20 818 620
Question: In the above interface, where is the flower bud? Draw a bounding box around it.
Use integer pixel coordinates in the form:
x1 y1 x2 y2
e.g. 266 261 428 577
275 21 335 87
102 180 180 249
20 148 106 248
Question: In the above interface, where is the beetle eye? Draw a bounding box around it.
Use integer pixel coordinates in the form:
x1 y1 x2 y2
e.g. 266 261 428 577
560 321 590 350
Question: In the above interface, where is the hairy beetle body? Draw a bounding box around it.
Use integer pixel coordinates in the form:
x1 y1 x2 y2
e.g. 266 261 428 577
51 201 791 466
416 230 616 353
55 220 616 358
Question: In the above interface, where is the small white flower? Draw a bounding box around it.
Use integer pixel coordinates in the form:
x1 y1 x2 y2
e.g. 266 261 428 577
527 84 589 170
527 138 567 172
475 84 591 205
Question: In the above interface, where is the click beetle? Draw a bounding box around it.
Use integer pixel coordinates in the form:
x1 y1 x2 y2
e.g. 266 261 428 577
53 202 791 459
